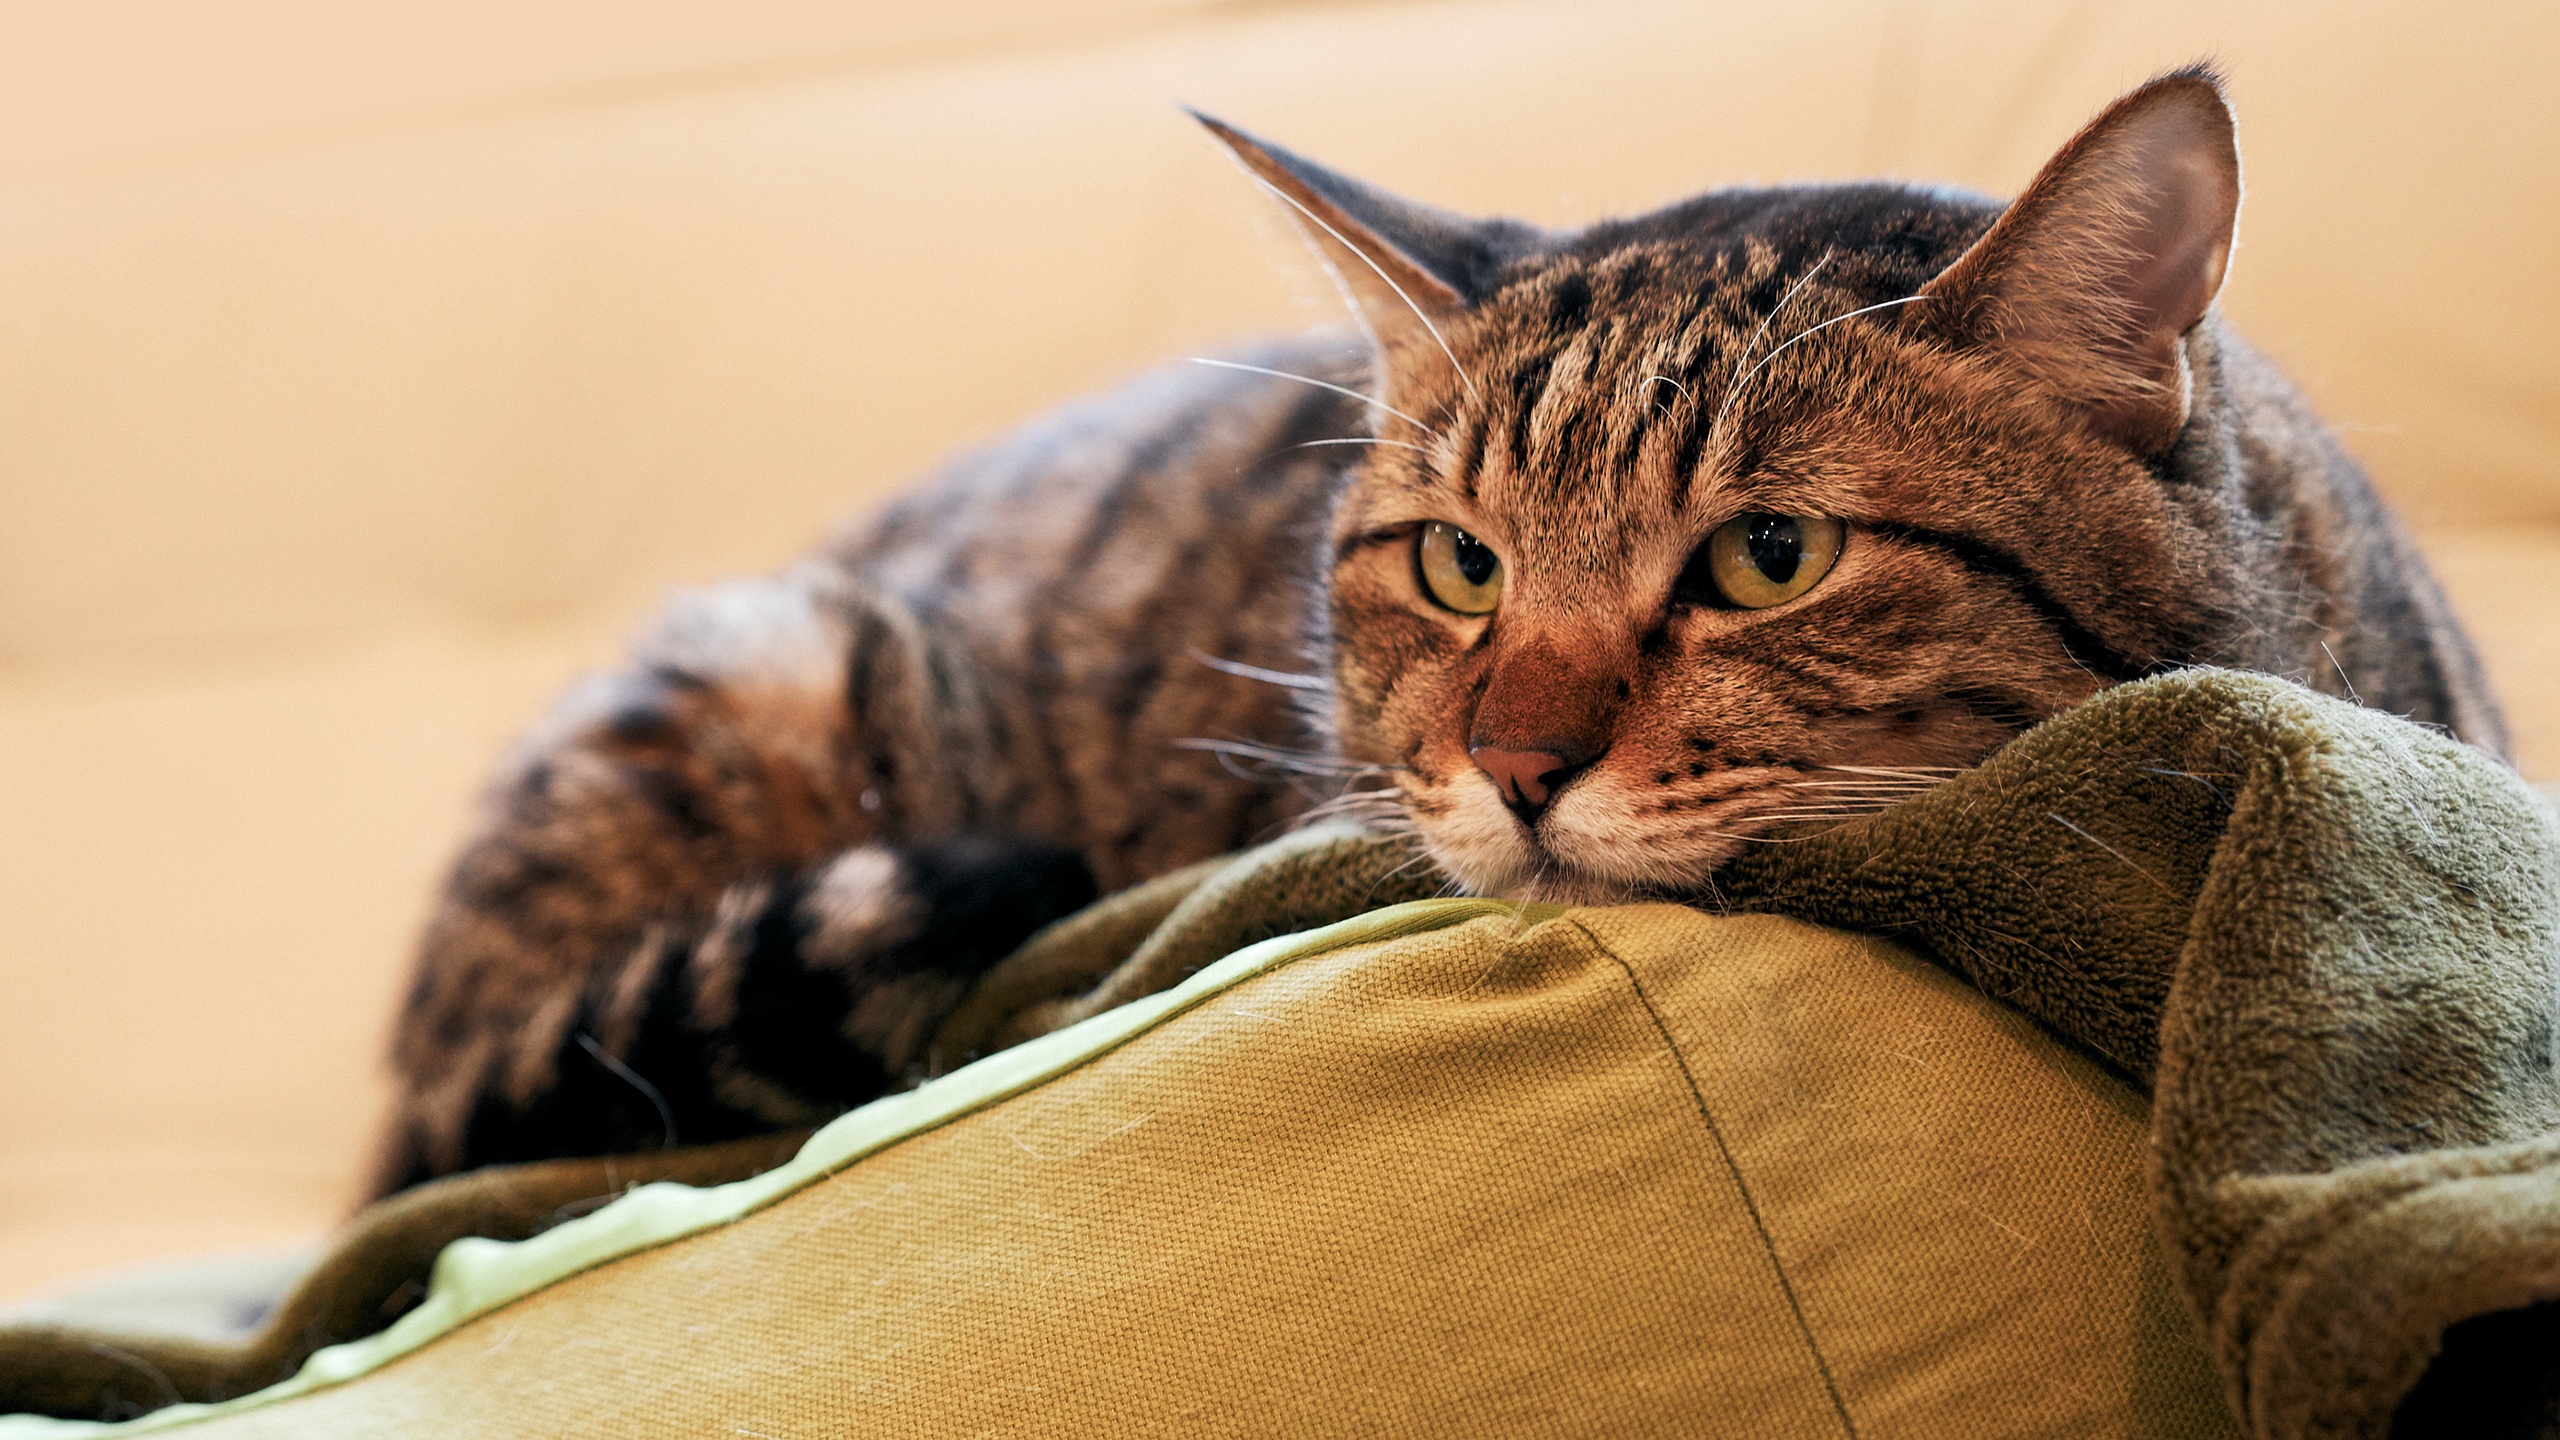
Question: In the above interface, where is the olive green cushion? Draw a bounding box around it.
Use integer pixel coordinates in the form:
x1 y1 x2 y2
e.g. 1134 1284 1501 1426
0 901 2231 1439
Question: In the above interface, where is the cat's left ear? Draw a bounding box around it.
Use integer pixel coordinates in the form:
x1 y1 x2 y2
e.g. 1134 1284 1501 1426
1917 66 2242 455
1191 112 1525 367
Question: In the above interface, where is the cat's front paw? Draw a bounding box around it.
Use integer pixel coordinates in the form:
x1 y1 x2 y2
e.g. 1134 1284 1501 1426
696 836 1098 1115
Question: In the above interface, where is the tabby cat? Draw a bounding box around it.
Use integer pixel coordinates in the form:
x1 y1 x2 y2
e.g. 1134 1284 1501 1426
371 68 2506 1196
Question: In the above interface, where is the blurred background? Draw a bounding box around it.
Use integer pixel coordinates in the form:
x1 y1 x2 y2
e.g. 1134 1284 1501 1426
0 0 2552 1305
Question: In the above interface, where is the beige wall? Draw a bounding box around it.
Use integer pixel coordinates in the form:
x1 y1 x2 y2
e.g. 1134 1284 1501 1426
2 0 2553 1304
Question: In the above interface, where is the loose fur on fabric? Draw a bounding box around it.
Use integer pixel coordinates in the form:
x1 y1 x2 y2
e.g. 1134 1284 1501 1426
370 67 2506 1195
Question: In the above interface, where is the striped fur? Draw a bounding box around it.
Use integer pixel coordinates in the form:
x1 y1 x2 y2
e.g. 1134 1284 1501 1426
373 70 2504 1193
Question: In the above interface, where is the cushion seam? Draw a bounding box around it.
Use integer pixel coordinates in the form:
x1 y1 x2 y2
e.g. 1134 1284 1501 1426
1565 914 1859 1440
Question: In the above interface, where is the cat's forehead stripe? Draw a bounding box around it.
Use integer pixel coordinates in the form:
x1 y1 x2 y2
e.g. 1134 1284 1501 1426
1447 259 1779 530
1393 193 1999 542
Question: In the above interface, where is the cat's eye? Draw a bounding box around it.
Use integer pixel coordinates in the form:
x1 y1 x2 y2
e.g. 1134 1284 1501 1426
1416 521 1504 614
1698 513 1845 609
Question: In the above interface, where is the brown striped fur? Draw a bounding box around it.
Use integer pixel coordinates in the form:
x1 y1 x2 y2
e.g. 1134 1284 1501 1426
372 68 2504 1193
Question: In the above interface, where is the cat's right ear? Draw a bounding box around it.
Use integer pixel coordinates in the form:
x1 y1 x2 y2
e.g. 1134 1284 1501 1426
1916 67 2243 455
1191 113 1513 370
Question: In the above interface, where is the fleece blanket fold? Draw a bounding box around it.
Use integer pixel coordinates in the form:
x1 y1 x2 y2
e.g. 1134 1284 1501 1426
1713 670 2560 1439
1 669 2551 1439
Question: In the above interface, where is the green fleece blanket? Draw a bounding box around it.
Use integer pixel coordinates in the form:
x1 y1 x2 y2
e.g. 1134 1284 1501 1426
1717 671 2560 1438
4 670 2553 1438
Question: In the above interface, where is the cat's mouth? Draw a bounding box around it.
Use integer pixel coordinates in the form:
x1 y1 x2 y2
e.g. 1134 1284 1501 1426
1409 762 1892 905
1411 778 1766 905
1404 713 1995 902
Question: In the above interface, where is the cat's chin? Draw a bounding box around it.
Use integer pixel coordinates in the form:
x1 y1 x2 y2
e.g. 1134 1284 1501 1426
1504 868 1655 907
1432 854 1677 907
1412 787 1758 905
1420 824 1734 907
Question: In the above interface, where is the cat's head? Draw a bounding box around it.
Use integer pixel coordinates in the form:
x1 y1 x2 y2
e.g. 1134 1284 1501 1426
1204 68 2247 903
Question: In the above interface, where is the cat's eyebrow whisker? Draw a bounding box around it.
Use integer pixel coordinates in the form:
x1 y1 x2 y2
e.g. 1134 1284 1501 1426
1236 173 1481 401
1289 437 1436 455
1709 250 1832 437
1187 648 1331 691
1186 357 1442 440
1638 372 1696 427
1725 293 1935 403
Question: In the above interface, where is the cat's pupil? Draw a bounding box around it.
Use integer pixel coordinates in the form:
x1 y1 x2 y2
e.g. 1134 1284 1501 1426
1453 529 1498 586
1744 514 1803 583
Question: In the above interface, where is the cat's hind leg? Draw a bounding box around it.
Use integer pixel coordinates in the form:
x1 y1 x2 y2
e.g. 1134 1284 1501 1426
397 836 1094 1193
369 569 1085 1197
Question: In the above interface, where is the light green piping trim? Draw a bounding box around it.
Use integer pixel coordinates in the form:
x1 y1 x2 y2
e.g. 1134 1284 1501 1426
3 896 1550 1438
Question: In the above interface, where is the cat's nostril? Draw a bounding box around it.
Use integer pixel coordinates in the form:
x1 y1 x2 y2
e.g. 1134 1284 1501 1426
1470 745 1594 820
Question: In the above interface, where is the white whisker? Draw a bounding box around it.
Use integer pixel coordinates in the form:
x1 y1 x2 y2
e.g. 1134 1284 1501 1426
1187 649 1330 692
1762 796 1905 808
1187 357 1441 439
1236 173 1481 400
1297 786 1412 824
1290 437 1434 454
1725 294 1934 403
1370 842 1451 897
1710 251 1832 437
1173 737 1380 777
1754 801 1893 815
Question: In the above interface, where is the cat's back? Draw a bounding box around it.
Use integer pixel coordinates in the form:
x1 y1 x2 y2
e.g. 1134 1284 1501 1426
839 334 1361 644
2203 328 2510 755
820 334 1370 882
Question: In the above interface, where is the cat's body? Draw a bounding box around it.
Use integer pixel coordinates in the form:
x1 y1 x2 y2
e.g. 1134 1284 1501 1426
371 71 2504 1195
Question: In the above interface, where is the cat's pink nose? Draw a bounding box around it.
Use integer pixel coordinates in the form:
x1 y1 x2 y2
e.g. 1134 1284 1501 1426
1471 746 1573 817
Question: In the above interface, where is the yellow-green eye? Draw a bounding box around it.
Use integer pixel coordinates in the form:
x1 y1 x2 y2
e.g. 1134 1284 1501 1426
1703 513 1845 609
1417 521 1504 614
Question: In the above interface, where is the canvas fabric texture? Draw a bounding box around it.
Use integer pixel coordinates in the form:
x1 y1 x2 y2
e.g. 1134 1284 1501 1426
0 1134 812 1423
0 668 2551 1438
7 907 2234 1439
